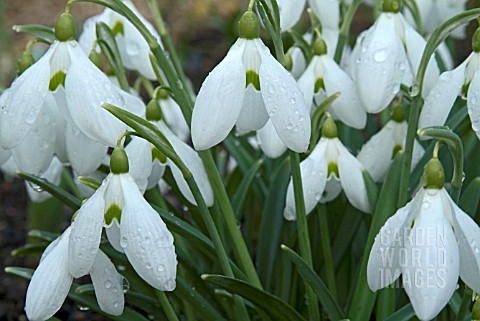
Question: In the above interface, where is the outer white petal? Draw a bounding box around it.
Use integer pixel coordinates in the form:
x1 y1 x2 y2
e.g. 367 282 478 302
450 193 480 293
257 120 287 158
297 59 316 110
308 0 340 30
337 140 370 213
121 89 146 118
0 45 54 149
278 0 306 30
0 89 12 164
68 182 107 278
25 228 73 321
26 157 64 203
322 56 366 129
67 123 108 176
146 158 166 190
467 69 480 139
418 63 466 130
90 250 125 315
160 96 190 142
403 189 459 321
357 121 397 182
1 156 17 177
258 40 311 152
367 196 415 291
65 42 127 147
106 221 124 253
236 85 269 133
352 14 406 113
284 139 328 220
120 174 177 291
75 170 108 198
320 176 342 203
50 91 69 163
289 46 307 79
125 137 153 193
160 122 214 207
191 39 246 150
78 10 111 54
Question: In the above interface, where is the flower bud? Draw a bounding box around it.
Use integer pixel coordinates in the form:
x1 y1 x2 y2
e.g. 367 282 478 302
16 50 34 76
110 147 129 174
391 104 405 123
322 116 337 138
313 36 327 56
146 99 163 121
55 12 76 42
239 11 260 39
382 0 401 13
421 157 445 189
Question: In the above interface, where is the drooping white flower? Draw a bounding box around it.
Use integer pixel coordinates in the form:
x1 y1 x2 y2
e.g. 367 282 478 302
25 227 124 320
79 0 161 79
357 106 424 182
367 158 480 321
26 157 64 203
308 0 340 31
284 117 370 220
68 147 177 291
298 35 366 129
155 89 190 142
191 11 310 153
419 29 480 139
256 120 288 158
349 0 439 113
277 0 306 30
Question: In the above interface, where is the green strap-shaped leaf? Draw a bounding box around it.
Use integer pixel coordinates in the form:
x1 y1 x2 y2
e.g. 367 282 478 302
13 24 55 44
363 169 379 213
202 274 306 321
383 304 415 321
460 177 480 218
11 243 48 257
281 245 345 321
231 159 263 214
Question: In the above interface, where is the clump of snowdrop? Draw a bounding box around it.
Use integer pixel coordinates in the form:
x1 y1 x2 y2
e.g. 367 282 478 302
284 116 370 220
367 156 480 320
191 10 311 153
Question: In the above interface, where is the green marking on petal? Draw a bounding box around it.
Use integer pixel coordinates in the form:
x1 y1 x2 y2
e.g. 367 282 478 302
49 71 67 91
105 203 122 226
314 78 325 93
112 20 124 36
328 162 339 178
152 147 167 164
246 70 260 90
392 144 402 159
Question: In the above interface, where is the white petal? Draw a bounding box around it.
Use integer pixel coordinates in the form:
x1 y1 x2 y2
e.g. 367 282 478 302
352 14 406 113
468 69 480 139
191 39 246 150
322 56 366 129
120 174 177 291
357 121 397 182
403 189 459 321
0 45 53 149
236 85 269 133
278 0 306 30
257 120 287 158
337 140 370 212
125 137 153 194
160 96 190 142
65 42 127 147
320 175 342 203
160 122 214 207
67 122 108 176
26 157 64 203
78 10 110 54
289 46 307 79
106 221 124 253
284 139 328 220
258 40 311 152
68 183 107 278
297 60 316 110
308 0 340 30
146 158 166 190
90 250 124 315
411 139 425 170
25 228 73 321
450 194 480 293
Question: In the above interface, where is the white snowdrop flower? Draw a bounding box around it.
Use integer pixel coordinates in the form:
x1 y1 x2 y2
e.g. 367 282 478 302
257 120 288 158
349 0 439 113
367 158 480 321
284 117 370 220
308 0 340 31
26 157 64 203
0 13 139 151
191 11 311 153
156 89 190 142
25 227 124 321
277 0 306 30
298 35 366 129
68 147 177 291
79 0 161 80
419 28 480 139
357 105 424 182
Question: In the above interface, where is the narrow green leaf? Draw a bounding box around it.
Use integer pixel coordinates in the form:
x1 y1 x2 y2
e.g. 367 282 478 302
231 159 263 214
202 274 306 321
287 29 313 63
403 0 423 33
75 284 94 294
17 171 82 210
13 24 54 44
460 177 480 218
11 243 47 257
363 169 379 213
28 229 58 242
384 304 415 321
281 245 346 321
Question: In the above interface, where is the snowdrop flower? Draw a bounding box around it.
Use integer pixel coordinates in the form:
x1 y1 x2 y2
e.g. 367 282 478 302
349 0 439 113
79 0 160 79
257 120 288 158
419 28 480 139
26 227 125 320
308 0 340 31
298 35 366 129
68 147 177 291
367 157 480 321
277 0 306 30
192 11 311 153
26 157 64 203
0 12 140 151
155 89 190 142
284 117 370 220
357 105 424 182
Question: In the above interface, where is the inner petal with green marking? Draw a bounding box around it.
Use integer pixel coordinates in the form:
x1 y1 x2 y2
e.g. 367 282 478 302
314 77 325 93
49 71 67 91
246 70 260 90
104 203 122 226
328 162 339 178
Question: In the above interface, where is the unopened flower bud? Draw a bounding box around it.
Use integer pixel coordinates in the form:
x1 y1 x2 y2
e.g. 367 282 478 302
313 36 327 56
146 99 163 121
391 104 405 123
16 50 34 76
55 12 76 41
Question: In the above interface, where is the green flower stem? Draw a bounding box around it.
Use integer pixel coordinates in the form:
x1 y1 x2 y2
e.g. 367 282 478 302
289 150 320 320
334 0 362 64
155 290 180 321
318 205 337 298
